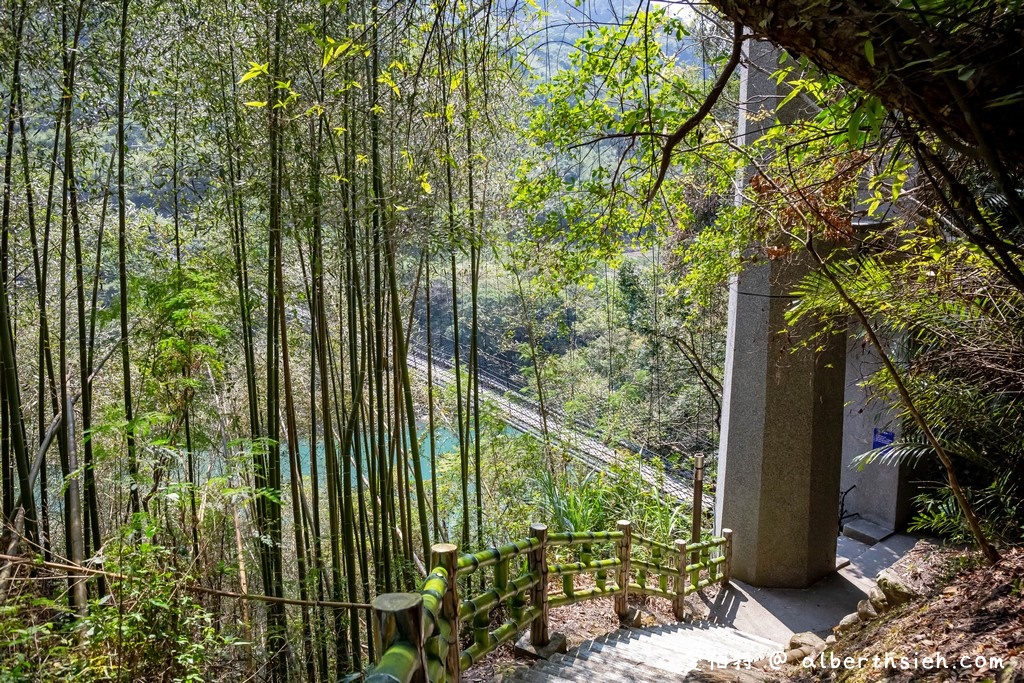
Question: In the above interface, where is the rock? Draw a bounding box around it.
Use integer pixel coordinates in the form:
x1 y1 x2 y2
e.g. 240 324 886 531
491 665 528 683
868 585 890 613
513 631 568 660
876 568 919 606
997 656 1022 683
619 605 642 628
789 632 826 651
857 598 878 621
691 664 772 682
835 612 861 635
825 635 837 645
635 609 658 628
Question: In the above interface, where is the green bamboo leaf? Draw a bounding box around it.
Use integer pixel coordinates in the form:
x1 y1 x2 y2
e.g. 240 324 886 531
239 61 268 84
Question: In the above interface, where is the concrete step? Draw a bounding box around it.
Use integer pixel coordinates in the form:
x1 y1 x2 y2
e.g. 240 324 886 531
595 625 778 664
541 652 694 682
575 638 698 673
842 519 893 545
571 639 714 676
507 665 577 683
636 623 782 652
509 621 781 682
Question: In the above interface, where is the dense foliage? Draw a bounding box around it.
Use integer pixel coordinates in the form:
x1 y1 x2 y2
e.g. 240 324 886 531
0 0 1021 678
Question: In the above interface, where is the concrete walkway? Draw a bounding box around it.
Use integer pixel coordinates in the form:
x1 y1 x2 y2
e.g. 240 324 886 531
696 533 920 646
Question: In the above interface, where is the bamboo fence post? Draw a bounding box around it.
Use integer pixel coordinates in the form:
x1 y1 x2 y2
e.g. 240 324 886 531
722 528 734 587
690 455 704 544
690 455 704 590
509 556 526 623
371 593 427 683
690 549 700 593
561 559 574 599
495 556 508 597
528 523 549 647
673 538 687 620
433 543 461 681
614 520 631 619
700 544 710 589
473 586 489 652
589 541 606 590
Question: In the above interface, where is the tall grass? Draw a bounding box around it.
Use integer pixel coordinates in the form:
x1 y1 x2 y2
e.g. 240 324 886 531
536 453 691 543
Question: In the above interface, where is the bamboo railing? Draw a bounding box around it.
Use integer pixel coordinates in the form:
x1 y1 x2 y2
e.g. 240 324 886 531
365 521 734 683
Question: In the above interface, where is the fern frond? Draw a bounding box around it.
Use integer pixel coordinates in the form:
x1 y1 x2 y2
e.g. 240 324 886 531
851 439 933 469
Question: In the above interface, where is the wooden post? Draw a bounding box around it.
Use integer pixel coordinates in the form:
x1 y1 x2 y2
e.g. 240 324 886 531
690 455 704 593
690 455 704 545
614 520 631 619
528 523 549 647
432 543 461 681
372 593 427 683
673 538 687 620
722 528 734 587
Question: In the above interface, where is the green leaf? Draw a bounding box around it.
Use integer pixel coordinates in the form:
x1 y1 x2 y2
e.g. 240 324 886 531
239 61 268 84
777 79 806 109
847 101 865 146
864 40 875 66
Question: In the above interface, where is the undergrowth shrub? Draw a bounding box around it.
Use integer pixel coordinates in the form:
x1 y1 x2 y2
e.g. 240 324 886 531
0 521 241 682
537 453 691 544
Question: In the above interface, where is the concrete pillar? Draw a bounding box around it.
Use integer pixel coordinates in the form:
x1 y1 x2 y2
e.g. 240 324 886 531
714 40 847 588
839 332 912 535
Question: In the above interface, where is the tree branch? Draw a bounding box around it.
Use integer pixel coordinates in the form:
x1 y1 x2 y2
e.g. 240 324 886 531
645 21 744 202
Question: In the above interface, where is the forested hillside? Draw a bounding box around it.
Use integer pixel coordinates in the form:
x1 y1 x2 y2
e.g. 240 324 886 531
1 0 1021 680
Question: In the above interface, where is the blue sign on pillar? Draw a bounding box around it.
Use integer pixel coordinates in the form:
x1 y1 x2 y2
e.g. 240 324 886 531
872 428 895 450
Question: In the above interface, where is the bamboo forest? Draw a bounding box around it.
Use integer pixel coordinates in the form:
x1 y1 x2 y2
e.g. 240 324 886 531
1 0 1022 680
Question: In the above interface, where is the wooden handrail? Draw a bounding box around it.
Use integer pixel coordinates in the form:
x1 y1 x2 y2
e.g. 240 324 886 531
366 461 731 682
366 523 732 682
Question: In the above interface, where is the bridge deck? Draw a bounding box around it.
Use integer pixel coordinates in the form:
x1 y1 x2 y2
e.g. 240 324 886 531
406 350 707 509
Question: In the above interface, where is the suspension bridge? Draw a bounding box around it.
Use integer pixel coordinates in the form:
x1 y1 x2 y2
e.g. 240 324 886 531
405 341 707 509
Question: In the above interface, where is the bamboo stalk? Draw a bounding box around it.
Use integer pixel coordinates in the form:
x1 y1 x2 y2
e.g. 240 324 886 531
549 558 621 577
457 538 540 574
369 593 427 683
673 539 687 620
547 530 624 546
459 571 538 621
462 607 540 668
0 553 370 610
549 586 620 609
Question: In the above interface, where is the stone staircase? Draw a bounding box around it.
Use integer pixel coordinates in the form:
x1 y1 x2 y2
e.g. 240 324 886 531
506 623 782 682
